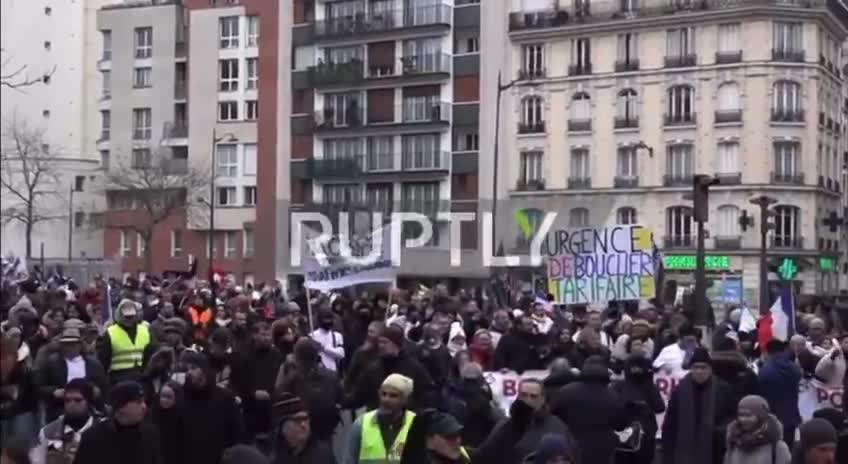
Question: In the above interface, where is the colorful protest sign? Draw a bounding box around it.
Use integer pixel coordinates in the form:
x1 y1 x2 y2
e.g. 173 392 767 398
545 225 655 304
798 379 843 421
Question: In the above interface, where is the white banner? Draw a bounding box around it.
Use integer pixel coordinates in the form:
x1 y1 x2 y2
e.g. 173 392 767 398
484 370 549 415
302 223 397 291
798 379 844 422
653 370 687 439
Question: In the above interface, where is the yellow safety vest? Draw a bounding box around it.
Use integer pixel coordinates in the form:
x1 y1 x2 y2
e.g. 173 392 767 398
108 324 150 372
359 410 416 464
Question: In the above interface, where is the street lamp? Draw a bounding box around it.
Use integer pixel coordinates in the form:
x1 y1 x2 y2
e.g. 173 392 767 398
750 195 778 313
207 129 237 280
491 71 539 258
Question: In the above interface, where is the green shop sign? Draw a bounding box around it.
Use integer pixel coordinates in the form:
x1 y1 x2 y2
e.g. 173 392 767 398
819 257 835 272
778 258 798 280
663 255 731 271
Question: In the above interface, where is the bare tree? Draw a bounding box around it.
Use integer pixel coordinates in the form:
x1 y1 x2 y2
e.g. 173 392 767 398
104 144 211 272
0 118 61 258
1 49 55 90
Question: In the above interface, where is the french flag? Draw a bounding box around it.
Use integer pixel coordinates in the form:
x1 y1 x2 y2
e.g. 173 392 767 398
757 286 795 348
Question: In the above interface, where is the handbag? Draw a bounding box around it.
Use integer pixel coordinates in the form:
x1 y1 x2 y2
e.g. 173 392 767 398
614 421 644 453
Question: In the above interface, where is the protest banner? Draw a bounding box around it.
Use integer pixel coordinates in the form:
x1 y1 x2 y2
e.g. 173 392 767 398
545 225 656 304
653 370 686 439
484 370 548 415
302 223 397 292
798 378 844 421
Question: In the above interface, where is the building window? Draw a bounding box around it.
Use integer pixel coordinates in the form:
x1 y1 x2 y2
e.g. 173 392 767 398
219 59 239 92
366 184 393 215
247 16 259 47
570 38 591 73
666 27 695 58
717 205 741 237
367 136 394 171
520 151 543 183
246 58 258 90
216 144 238 177
218 101 238 121
666 144 694 181
223 231 237 258
773 22 803 54
220 16 240 49
401 182 439 216
774 205 800 246
73 212 85 229
773 141 800 176
243 229 255 257
131 149 151 169
616 33 638 68
569 208 589 227
617 207 637 225
217 187 237 206
102 71 111 98
717 23 741 54
717 82 740 112
100 110 111 140
133 67 152 88
134 27 152 59
570 92 591 130
131 108 151 140
466 37 479 53
616 88 638 120
617 146 637 178
136 233 146 257
243 144 257 175
570 148 590 179
244 100 258 121
520 96 544 132
243 186 257 206
666 85 694 124
100 150 110 170
324 138 361 161
324 92 362 127
772 80 802 118
102 30 112 60
120 230 130 257
324 184 361 205
170 230 183 257
666 206 694 243
717 142 739 174
453 130 479 152
521 44 544 78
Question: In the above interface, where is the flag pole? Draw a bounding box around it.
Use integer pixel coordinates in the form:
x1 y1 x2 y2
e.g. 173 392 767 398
306 289 314 332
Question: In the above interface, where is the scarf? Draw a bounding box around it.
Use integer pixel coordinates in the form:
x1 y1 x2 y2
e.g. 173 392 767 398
727 418 771 450
674 376 716 464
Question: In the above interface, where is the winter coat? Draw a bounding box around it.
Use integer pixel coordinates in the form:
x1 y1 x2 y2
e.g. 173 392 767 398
542 370 578 402
344 351 435 411
275 365 342 442
35 353 108 421
610 372 665 439
492 330 545 373
508 410 572 462
179 384 245 464
440 378 503 447
230 345 283 437
271 436 336 464
711 350 759 406
72 419 162 464
413 343 453 385
551 363 628 464
757 352 803 430
723 414 791 464
814 349 846 388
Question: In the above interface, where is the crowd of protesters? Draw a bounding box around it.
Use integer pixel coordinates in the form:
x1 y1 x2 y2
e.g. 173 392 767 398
0 266 847 464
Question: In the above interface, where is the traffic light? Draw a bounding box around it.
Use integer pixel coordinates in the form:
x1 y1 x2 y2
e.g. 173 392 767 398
749 195 778 235
692 175 720 222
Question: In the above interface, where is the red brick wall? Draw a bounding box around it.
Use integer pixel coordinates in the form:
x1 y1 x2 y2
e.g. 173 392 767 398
454 76 480 102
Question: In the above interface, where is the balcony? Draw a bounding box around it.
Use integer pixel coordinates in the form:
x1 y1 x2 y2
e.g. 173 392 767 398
568 63 592 76
400 53 451 75
308 59 365 86
401 151 450 171
508 1 848 33
771 236 804 249
518 68 546 80
315 106 364 130
162 158 188 175
167 123 188 139
771 110 804 123
614 116 639 129
772 49 805 62
614 176 639 188
515 179 546 191
314 4 451 40
715 172 742 185
715 51 742 64
664 114 696 127
401 101 450 124
771 172 805 185
174 82 186 100
664 235 694 249
308 157 363 178
663 174 693 187
567 119 592 132
614 60 639 72
567 177 591 189
518 121 545 134
664 54 697 68
715 110 742 124
714 236 742 250
315 102 451 133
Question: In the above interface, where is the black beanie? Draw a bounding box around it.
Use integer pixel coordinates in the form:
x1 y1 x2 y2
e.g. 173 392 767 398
109 381 144 411
689 347 712 366
65 378 95 405
798 418 838 452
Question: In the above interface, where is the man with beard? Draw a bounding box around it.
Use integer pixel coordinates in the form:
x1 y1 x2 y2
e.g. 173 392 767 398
345 374 416 464
232 321 283 441
492 316 546 373
72 381 161 464
178 351 245 464
97 300 151 385
230 311 252 354
345 325 434 411
31 379 101 464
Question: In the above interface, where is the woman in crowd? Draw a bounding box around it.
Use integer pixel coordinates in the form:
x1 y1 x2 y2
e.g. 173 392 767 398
723 395 791 464
151 381 184 464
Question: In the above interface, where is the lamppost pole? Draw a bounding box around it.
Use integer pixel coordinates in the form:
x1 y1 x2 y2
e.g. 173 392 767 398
68 184 74 262
750 195 777 313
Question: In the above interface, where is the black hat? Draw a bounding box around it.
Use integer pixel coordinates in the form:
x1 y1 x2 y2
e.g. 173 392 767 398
812 408 848 432
272 392 307 423
798 418 837 452
689 347 712 367
427 412 463 437
109 381 144 411
381 325 405 349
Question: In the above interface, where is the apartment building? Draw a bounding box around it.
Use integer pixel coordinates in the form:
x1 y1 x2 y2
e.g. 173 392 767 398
486 0 848 308
286 0 486 283
0 0 117 259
